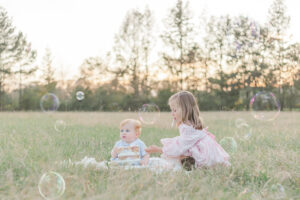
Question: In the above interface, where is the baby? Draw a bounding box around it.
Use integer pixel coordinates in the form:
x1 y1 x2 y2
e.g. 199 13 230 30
110 119 149 166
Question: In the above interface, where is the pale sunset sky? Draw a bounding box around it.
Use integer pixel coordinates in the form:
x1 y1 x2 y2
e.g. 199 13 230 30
1 0 300 80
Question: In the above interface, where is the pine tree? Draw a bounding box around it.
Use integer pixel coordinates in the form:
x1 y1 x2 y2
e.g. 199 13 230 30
161 0 197 90
40 48 56 92
0 6 36 109
267 0 291 110
113 7 154 97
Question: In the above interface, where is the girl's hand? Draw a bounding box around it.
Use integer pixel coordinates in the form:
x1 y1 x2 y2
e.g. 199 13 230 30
179 155 189 160
145 145 162 154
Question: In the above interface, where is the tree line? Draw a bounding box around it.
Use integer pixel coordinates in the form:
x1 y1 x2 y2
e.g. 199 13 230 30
0 0 299 112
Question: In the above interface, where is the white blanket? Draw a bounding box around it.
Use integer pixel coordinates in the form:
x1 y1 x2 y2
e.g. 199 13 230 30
61 156 182 173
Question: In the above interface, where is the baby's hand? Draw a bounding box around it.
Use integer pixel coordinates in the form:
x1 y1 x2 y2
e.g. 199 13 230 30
116 147 123 153
131 146 139 152
140 154 150 166
140 159 148 166
111 147 119 158
179 155 189 160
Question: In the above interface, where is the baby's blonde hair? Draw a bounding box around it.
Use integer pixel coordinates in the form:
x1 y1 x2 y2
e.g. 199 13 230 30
168 91 203 130
120 119 142 136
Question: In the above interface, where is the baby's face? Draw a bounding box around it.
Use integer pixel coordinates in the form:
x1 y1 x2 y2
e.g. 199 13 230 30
120 122 138 143
170 102 182 126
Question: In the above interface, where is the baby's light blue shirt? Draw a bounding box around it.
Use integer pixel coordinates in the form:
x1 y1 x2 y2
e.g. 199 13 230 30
110 139 147 165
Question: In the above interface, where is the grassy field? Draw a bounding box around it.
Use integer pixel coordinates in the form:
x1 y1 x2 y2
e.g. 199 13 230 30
0 112 299 199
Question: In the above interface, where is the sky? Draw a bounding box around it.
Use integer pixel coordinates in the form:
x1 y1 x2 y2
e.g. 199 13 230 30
1 0 300 79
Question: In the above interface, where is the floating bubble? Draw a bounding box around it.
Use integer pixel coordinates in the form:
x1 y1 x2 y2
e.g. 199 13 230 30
249 21 260 38
250 91 280 121
138 104 160 125
171 119 175 128
235 118 247 128
40 93 60 112
235 41 242 51
250 193 262 200
219 137 237 154
235 123 252 141
54 120 66 132
38 171 65 200
76 91 85 101
233 19 260 51
270 183 286 199
275 171 292 184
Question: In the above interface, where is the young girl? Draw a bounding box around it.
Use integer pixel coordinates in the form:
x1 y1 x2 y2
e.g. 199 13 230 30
145 91 230 169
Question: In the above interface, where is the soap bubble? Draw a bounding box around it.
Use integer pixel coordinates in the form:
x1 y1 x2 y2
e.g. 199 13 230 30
138 104 160 125
54 120 66 132
40 93 60 112
232 19 260 50
38 171 65 200
171 119 175 128
76 91 85 101
236 41 242 51
219 137 237 154
275 171 292 184
269 183 286 199
235 123 252 141
249 21 260 38
235 118 247 128
250 91 280 121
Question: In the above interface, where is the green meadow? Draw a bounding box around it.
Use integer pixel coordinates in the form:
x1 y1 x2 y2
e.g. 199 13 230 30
0 112 299 199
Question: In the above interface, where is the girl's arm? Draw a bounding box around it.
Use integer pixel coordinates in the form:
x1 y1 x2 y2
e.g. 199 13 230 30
161 124 208 158
145 145 163 154
145 145 189 161
145 145 189 157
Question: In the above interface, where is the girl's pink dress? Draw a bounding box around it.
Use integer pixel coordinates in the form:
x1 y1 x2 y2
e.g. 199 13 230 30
161 123 231 168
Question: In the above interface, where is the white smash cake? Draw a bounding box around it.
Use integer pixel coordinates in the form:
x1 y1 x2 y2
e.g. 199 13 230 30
110 146 141 166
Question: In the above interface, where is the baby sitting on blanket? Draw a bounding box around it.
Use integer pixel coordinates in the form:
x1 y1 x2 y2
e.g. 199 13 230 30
72 118 180 171
110 119 150 166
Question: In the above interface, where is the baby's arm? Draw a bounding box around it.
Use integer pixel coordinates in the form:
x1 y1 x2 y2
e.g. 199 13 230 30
139 141 150 165
111 147 118 158
140 154 150 165
111 141 121 159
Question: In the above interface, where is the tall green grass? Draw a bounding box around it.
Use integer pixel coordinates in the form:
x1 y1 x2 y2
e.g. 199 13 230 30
0 112 299 199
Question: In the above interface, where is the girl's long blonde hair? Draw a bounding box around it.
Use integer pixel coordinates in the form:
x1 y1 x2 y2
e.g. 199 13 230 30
168 91 203 130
